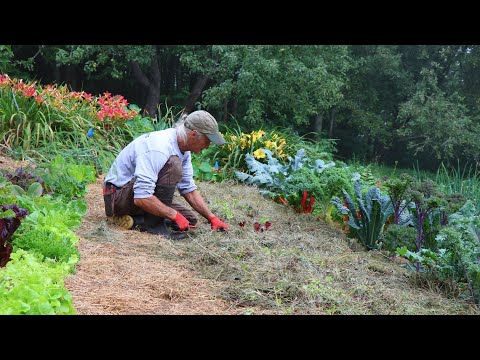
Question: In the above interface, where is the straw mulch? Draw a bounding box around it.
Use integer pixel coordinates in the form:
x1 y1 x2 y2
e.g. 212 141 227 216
64 176 239 315
1 153 237 315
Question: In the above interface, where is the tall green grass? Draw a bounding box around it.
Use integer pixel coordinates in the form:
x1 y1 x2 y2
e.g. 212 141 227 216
433 161 480 210
364 160 480 211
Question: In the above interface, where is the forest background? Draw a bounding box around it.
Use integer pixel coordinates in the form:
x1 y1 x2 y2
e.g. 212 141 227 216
2 44 479 172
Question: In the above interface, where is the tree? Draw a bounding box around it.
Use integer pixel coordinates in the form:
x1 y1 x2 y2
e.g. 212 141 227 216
184 45 354 132
54 45 166 116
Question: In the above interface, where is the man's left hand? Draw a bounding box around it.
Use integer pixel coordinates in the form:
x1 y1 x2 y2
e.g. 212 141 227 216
208 216 231 231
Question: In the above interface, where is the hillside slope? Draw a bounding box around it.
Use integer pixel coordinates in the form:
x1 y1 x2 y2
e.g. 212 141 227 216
2 154 477 315
68 177 478 315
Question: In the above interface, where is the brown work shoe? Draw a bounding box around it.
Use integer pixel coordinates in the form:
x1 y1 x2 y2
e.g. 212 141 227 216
107 215 134 230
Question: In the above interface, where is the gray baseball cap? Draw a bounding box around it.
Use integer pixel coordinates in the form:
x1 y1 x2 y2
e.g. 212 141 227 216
184 110 225 145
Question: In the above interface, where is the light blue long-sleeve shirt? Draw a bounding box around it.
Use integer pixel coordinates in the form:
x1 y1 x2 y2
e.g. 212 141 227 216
104 128 197 198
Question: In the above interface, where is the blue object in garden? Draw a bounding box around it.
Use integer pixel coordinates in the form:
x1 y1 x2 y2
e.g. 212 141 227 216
214 161 219 170
87 128 94 137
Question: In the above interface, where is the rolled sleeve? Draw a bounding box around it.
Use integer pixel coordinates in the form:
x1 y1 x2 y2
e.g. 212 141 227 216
177 152 197 196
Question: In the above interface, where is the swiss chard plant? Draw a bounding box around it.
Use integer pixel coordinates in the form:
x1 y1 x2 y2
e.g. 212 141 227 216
331 176 393 250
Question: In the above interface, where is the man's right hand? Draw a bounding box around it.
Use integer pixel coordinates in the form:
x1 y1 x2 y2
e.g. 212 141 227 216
173 211 191 231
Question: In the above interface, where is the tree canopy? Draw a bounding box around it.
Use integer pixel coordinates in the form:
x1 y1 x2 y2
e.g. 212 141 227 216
4 44 480 170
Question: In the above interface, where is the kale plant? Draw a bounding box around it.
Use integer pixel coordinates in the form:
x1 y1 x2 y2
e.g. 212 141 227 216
331 177 393 250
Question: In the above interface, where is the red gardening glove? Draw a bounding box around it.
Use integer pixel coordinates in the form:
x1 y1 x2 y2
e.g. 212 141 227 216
174 211 191 231
208 215 231 232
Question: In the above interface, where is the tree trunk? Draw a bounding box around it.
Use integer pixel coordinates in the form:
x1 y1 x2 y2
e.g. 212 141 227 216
232 98 238 118
64 65 78 91
223 100 228 122
313 112 323 140
329 109 336 138
183 74 208 113
53 62 61 83
131 55 161 117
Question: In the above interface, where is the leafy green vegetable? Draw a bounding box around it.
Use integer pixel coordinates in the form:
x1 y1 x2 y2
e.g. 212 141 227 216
0 250 76 314
331 177 393 250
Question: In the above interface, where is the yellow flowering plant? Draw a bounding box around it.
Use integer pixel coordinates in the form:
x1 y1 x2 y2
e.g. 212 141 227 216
210 127 294 179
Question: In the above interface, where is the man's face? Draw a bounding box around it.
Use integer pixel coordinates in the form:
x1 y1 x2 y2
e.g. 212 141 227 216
190 131 211 153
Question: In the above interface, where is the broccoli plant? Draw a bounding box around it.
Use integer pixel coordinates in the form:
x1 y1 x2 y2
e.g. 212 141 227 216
383 173 415 225
331 176 393 250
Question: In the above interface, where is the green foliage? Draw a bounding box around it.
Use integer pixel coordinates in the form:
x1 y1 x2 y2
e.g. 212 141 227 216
124 102 177 139
210 126 294 179
435 200 480 305
55 45 157 80
384 173 415 224
13 228 79 263
409 179 447 254
32 156 96 201
21 200 86 232
236 148 335 196
397 66 475 163
434 161 480 211
383 224 417 252
282 165 353 214
331 177 394 250
0 249 76 314
195 45 354 127
0 177 19 205
0 45 13 72
0 75 138 174
8 181 43 199
359 165 376 188
0 157 89 314
192 159 221 182
0 166 44 193
43 173 87 200
47 155 96 183
283 166 325 203
317 166 354 204
395 246 441 272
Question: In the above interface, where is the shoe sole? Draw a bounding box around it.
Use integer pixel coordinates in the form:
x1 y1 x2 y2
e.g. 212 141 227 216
108 215 134 230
